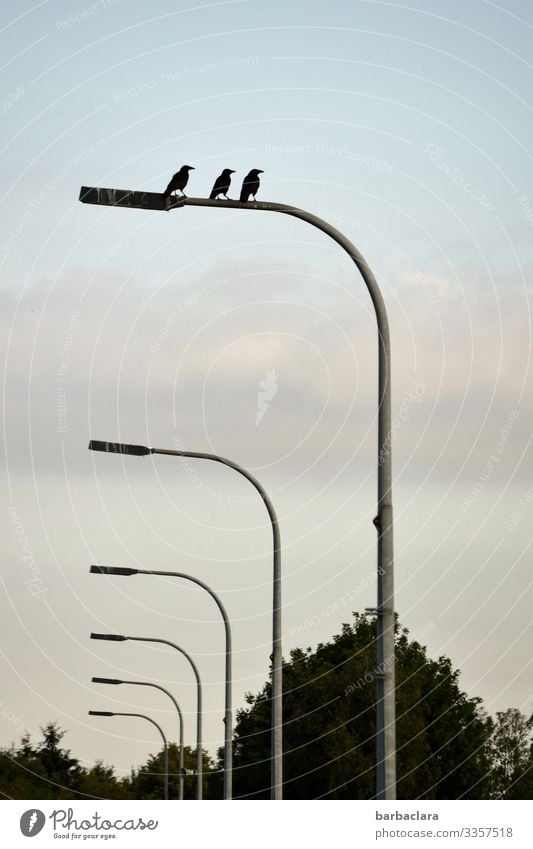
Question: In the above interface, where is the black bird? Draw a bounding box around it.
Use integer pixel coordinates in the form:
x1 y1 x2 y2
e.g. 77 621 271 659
209 168 235 200
163 165 195 198
239 169 264 203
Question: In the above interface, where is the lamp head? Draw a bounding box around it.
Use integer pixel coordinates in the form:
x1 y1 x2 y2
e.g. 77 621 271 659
88 440 151 456
90 565 137 576
90 632 127 642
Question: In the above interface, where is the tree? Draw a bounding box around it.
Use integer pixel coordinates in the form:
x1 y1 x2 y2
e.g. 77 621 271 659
37 723 82 794
129 744 216 799
0 724 120 800
489 708 533 799
0 728 215 800
228 614 494 799
77 760 127 799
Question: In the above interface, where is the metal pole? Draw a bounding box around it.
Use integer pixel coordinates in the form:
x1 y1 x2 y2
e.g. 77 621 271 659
182 198 395 801
122 681 184 801
125 636 203 800
133 569 232 800
90 711 169 800
121 712 169 801
149 447 282 800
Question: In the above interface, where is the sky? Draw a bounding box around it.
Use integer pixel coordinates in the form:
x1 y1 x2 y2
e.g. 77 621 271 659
0 0 532 791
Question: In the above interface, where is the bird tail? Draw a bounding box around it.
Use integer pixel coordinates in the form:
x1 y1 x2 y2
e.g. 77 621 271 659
239 189 248 203
209 190 218 200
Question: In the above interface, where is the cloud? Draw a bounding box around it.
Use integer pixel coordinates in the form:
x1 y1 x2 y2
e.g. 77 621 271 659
1 250 530 494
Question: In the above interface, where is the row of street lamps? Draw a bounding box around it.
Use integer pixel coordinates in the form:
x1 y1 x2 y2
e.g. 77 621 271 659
86 438 282 800
89 633 201 799
91 678 184 800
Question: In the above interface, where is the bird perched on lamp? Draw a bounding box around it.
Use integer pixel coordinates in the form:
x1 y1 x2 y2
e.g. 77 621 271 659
239 169 264 202
209 168 235 200
163 165 195 198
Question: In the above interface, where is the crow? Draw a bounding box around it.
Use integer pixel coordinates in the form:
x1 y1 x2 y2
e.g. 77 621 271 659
239 169 264 202
163 165 195 198
209 168 235 200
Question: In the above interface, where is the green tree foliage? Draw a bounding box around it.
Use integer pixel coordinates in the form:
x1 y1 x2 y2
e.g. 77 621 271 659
0 723 86 799
0 723 215 800
228 615 495 799
488 708 533 799
77 759 126 800
129 744 216 800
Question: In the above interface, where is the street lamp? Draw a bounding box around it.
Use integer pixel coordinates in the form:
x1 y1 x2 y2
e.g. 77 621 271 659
89 439 282 800
90 564 232 800
80 187 395 800
90 632 203 799
88 710 169 800
92 676 185 800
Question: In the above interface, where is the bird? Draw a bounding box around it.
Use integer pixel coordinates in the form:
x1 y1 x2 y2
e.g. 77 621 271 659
239 169 263 202
209 168 235 200
163 165 195 198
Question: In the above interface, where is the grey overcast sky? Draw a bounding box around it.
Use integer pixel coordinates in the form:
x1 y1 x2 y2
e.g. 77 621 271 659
1 0 532 782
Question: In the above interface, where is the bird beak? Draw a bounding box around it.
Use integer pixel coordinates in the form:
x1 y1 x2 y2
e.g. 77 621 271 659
258 170 264 174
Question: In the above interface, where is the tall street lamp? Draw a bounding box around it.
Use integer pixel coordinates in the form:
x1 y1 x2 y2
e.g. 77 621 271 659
80 187 395 800
90 632 203 799
88 439 282 800
91 564 233 800
92 676 185 800
88 710 169 800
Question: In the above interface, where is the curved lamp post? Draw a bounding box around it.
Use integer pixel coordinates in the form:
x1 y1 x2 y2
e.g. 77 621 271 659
92 676 185 800
88 710 168 800
80 188 395 800
88 439 281 800
90 564 233 800
90 632 203 799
